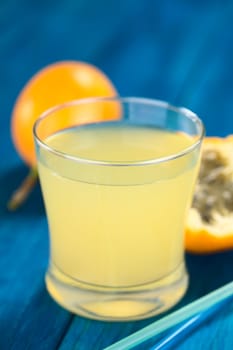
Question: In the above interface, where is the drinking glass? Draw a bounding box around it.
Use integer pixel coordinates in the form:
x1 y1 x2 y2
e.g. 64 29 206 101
34 97 204 321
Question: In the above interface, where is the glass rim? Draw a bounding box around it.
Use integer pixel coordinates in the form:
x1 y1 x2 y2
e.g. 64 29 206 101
33 96 205 167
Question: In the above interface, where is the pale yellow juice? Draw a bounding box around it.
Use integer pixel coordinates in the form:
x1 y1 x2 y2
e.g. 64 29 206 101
38 124 199 289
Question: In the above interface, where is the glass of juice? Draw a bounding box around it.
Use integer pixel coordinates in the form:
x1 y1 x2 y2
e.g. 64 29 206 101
34 97 204 321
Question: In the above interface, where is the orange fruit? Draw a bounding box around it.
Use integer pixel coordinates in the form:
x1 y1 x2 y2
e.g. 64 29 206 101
8 61 119 211
11 61 118 166
185 135 233 253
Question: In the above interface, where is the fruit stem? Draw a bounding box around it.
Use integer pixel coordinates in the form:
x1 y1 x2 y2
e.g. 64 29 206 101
7 167 38 211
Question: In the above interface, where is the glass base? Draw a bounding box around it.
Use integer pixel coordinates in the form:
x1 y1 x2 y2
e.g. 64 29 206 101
45 263 188 321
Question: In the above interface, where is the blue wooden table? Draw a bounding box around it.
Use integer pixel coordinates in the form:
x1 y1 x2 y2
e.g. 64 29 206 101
1 1 233 349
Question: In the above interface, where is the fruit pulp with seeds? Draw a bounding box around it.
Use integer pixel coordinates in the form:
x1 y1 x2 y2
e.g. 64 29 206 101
38 124 200 312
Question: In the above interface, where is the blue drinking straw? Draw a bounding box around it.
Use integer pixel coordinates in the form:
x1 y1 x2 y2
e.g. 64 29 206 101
150 298 229 350
104 281 233 350
150 314 201 350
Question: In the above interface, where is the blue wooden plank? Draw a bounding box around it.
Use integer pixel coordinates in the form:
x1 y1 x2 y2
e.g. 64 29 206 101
59 317 150 350
7 287 73 350
0 167 72 349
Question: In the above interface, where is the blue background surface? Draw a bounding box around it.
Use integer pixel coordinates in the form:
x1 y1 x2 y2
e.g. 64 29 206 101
1 0 233 349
